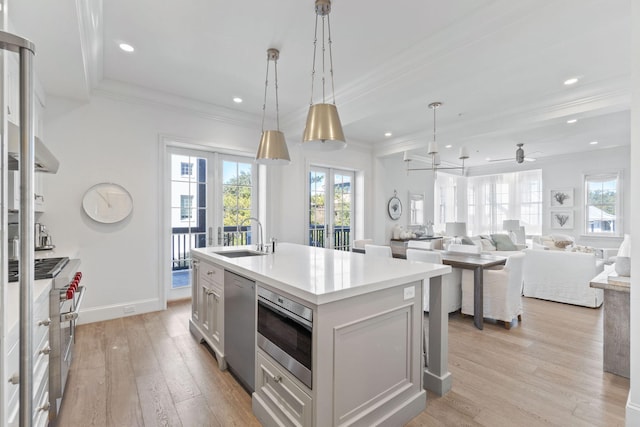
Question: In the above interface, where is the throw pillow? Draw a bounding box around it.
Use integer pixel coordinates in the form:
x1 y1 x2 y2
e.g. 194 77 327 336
479 237 496 251
460 236 475 245
490 234 518 251
554 240 573 249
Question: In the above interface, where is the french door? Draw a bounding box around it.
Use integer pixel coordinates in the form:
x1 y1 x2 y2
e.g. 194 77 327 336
166 146 258 296
308 167 354 251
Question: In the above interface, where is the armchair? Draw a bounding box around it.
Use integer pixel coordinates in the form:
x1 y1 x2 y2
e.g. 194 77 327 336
406 249 461 313
364 244 392 258
461 252 525 329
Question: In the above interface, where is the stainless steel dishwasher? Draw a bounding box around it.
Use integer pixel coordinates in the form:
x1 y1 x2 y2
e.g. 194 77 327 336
224 270 256 393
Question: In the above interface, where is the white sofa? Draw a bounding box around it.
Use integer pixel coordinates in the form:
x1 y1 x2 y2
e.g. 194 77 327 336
522 248 604 307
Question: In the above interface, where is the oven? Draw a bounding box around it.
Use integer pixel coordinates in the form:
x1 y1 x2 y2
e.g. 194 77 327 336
257 287 313 389
49 258 84 420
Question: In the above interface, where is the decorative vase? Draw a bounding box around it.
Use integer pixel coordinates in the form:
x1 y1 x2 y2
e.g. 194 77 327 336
615 256 631 277
425 223 434 237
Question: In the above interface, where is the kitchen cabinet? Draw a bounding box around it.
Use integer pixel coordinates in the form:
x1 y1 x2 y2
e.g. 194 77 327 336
255 349 312 427
8 170 46 212
5 281 52 427
189 256 226 370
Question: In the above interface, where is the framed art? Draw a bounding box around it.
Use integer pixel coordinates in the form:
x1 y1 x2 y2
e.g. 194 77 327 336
550 210 574 229
550 188 574 207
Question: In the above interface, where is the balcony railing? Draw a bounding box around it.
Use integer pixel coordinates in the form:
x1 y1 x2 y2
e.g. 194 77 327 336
171 226 253 271
309 225 351 251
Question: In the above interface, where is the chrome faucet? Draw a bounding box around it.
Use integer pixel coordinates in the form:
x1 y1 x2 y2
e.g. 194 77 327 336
238 217 265 252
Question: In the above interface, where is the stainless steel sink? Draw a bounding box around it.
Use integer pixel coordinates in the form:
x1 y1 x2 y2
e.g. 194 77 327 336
213 250 267 258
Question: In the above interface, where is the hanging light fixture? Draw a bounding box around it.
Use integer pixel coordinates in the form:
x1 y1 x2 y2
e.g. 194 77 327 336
406 101 469 175
301 0 346 150
256 48 291 165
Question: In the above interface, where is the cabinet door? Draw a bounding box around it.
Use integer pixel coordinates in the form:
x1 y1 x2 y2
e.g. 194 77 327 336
6 53 19 126
202 283 221 339
191 260 201 322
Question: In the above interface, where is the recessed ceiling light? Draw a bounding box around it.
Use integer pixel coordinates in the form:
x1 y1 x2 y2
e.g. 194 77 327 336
590 141 599 145
567 119 578 124
485 157 492 161
384 132 392 137
445 144 452 149
119 43 135 53
564 77 579 86
233 97 243 103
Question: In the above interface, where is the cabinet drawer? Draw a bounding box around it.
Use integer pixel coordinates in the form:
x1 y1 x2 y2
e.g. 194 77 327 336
256 351 312 427
199 262 223 287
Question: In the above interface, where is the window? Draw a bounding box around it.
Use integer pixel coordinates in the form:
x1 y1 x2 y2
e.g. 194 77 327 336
180 195 194 220
180 162 193 176
585 172 621 235
466 169 542 235
434 174 459 231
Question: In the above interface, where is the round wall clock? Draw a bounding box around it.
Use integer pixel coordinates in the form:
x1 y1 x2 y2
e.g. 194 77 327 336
82 183 133 223
388 194 402 220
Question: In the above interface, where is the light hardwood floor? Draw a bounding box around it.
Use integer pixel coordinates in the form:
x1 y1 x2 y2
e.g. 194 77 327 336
57 297 629 426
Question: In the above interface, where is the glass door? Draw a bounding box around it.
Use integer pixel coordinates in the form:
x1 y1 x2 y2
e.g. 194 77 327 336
168 148 212 291
308 167 354 250
167 148 258 294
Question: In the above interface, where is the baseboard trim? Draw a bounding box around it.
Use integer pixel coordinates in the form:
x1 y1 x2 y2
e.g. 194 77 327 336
77 298 164 325
627 393 640 426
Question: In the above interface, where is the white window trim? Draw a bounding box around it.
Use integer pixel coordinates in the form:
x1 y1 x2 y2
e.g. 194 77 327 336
582 170 623 237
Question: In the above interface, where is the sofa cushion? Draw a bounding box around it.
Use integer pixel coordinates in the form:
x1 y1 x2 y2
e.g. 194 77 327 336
461 236 475 245
491 233 518 251
479 237 496 251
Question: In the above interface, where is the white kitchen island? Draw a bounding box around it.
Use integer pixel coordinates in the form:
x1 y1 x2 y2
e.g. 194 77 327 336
190 243 451 426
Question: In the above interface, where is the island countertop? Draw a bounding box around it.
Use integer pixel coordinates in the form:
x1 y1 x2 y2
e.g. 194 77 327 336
191 242 450 305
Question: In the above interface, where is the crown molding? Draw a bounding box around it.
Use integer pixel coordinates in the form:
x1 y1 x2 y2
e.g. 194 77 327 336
93 79 263 128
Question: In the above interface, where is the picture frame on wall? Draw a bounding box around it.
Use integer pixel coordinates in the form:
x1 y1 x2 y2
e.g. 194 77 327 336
550 188 574 207
551 210 574 229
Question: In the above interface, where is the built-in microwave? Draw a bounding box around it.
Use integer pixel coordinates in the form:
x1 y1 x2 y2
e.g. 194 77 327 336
257 287 313 389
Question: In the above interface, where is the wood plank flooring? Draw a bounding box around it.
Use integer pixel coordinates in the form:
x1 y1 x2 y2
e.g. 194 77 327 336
57 297 629 426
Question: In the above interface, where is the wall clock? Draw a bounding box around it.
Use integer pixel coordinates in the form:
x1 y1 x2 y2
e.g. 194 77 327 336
388 192 402 220
82 183 133 223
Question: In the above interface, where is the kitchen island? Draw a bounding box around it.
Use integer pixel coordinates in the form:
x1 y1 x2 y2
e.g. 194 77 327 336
190 243 451 426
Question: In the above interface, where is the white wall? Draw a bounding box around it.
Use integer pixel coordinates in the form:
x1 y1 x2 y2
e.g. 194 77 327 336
627 1 639 423
373 154 436 244
41 92 375 323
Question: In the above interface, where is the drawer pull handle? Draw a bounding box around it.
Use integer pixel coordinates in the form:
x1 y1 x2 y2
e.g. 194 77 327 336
272 375 282 383
207 270 216 276
39 346 51 355
8 373 19 385
38 318 51 327
38 402 51 412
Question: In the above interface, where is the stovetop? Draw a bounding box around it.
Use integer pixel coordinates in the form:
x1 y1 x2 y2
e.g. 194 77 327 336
8 257 69 283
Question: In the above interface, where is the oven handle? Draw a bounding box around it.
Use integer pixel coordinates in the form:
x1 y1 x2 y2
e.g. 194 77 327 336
258 297 312 330
60 286 86 322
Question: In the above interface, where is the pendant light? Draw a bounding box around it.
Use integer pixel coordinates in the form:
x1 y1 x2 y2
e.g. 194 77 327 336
256 48 291 165
406 101 470 175
301 0 346 150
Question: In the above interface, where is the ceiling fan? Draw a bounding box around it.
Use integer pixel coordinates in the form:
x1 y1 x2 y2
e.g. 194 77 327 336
488 143 540 163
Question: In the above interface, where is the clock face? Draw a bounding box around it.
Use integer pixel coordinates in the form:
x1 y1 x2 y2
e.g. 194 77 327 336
82 183 133 223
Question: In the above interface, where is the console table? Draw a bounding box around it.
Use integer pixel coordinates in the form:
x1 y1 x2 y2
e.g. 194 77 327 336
590 267 630 378
389 237 443 258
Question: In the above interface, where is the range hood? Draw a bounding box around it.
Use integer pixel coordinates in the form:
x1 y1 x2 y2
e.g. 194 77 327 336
7 121 59 173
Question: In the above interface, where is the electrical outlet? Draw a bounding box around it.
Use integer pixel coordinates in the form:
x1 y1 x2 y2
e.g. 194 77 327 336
403 286 415 300
124 305 135 314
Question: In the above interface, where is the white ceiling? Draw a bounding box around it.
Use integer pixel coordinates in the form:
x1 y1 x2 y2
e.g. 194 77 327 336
9 0 631 166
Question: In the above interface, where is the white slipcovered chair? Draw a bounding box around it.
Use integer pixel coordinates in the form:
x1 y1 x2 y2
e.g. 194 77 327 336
364 244 392 258
352 239 373 249
461 252 525 329
407 240 433 250
406 249 462 313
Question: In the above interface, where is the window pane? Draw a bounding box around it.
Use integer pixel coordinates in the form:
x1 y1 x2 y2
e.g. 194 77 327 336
585 174 618 234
